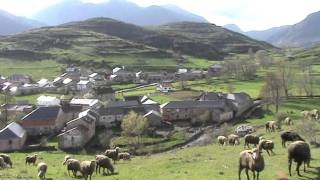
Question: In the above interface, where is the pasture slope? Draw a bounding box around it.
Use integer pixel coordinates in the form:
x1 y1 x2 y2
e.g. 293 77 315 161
0 99 319 179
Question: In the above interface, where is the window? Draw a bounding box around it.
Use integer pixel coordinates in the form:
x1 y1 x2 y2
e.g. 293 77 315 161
8 140 12 145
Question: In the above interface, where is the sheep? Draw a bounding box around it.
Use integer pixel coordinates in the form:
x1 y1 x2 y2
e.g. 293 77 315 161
244 134 260 148
288 141 311 177
104 147 120 163
281 131 304 147
37 162 47 180
265 121 276 132
63 157 81 177
80 160 96 180
284 117 293 125
95 155 114 175
118 152 131 161
258 139 275 156
26 154 38 165
0 154 12 167
217 136 228 146
0 157 8 169
238 147 265 180
228 134 240 146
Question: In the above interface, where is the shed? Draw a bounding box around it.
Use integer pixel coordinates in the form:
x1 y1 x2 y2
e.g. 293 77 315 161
0 122 27 151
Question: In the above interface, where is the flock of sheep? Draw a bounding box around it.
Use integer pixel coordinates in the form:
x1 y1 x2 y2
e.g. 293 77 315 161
0 147 130 180
217 116 313 180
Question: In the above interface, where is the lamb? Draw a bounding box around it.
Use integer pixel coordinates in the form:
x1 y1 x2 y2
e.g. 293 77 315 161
104 147 120 163
288 141 311 177
265 121 276 132
281 131 304 147
284 117 293 125
238 147 265 180
80 160 96 180
0 154 12 167
228 134 240 146
118 152 131 161
63 156 81 177
217 136 228 146
26 154 38 165
258 139 275 156
244 134 260 148
37 162 47 180
95 155 114 175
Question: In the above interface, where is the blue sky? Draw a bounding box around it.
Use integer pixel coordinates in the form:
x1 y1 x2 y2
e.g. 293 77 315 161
0 0 320 31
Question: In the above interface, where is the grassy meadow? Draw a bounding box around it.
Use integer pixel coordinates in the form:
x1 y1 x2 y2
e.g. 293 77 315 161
1 99 320 179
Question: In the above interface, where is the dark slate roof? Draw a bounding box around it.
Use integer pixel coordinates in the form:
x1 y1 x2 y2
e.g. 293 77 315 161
93 86 114 94
106 100 140 108
22 106 60 121
124 96 143 102
162 100 227 109
0 122 25 140
199 92 226 101
0 128 18 139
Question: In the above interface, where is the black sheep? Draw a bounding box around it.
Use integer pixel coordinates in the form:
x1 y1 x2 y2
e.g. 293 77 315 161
281 131 304 147
288 141 311 176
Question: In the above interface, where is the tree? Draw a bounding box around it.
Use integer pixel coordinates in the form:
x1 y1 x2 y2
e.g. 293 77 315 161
255 50 272 69
276 61 294 98
222 57 257 80
260 72 283 112
121 111 149 151
298 63 314 97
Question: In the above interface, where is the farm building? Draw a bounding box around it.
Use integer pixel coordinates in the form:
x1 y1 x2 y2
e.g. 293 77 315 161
144 110 163 128
0 122 27 151
20 106 73 136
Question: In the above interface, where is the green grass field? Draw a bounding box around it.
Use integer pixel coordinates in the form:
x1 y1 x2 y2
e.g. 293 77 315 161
1 99 319 179
0 59 63 81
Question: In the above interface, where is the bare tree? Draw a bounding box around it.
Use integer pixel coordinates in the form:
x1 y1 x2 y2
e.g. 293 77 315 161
223 56 256 80
276 61 294 98
260 72 283 112
255 50 272 69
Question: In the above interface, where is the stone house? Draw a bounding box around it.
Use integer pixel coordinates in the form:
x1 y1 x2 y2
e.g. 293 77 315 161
77 80 93 91
92 85 115 102
161 100 234 123
57 109 97 149
9 84 41 96
0 122 27 152
156 81 173 93
111 71 136 83
226 92 253 117
208 64 223 76
1 103 34 120
143 110 163 128
98 100 146 128
20 106 74 136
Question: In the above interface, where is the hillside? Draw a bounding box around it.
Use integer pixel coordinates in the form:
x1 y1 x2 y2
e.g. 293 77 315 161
244 11 320 48
268 11 320 47
0 24 174 68
223 24 243 33
0 9 44 35
65 18 275 60
33 0 207 26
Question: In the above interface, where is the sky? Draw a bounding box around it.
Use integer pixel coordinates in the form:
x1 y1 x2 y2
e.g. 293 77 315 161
0 0 320 31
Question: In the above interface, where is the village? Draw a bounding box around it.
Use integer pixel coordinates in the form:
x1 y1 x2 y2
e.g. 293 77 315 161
0 64 255 152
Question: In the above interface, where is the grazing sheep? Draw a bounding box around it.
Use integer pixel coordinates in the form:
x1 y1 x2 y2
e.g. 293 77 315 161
284 117 293 125
281 131 304 147
95 155 114 175
259 139 275 156
228 134 240 146
217 136 228 146
244 134 260 148
238 147 265 180
118 152 131 161
0 154 12 167
288 141 311 177
80 160 96 180
63 157 81 177
26 154 38 165
0 157 8 169
37 162 47 180
265 121 276 132
104 147 120 163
